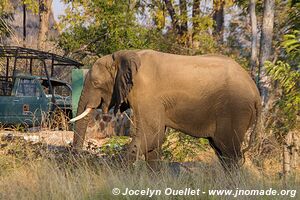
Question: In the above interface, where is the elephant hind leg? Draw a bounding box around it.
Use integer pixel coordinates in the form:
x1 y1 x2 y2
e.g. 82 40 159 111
208 137 223 159
209 137 243 170
212 109 252 169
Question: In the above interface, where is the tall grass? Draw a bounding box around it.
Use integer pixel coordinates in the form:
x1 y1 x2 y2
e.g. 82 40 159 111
0 114 299 200
0 138 298 200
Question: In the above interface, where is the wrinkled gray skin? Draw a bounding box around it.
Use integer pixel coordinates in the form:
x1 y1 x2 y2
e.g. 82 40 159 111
73 50 261 167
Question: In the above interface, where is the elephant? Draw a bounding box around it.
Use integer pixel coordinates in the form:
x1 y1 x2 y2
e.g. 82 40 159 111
70 49 261 168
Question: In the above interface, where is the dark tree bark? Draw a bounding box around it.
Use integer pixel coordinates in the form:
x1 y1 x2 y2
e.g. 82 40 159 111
258 0 275 104
213 0 225 35
163 0 182 35
249 0 258 79
37 0 52 50
179 0 188 33
192 0 201 48
192 0 200 29
23 2 26 47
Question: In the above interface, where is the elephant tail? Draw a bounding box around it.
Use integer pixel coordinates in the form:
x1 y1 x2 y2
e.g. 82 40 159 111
242 99 262 156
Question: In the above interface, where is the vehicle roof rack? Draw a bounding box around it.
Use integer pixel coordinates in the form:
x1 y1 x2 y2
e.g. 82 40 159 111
0 46 83 104
0 45 83 68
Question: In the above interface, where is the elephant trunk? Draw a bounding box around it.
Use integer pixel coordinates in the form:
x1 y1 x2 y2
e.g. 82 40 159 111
72 72 102 150
70 66 109 150
73 87 93 150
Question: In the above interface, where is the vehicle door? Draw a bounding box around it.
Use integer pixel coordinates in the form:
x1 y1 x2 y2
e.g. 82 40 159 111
0 77 15 124
13 77 49 126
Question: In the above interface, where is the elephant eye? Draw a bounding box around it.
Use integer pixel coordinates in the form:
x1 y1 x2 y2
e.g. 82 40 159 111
92 80 102 88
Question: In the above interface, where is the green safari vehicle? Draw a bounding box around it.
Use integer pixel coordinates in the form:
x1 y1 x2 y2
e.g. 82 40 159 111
0 74 72 126
0 46 83 127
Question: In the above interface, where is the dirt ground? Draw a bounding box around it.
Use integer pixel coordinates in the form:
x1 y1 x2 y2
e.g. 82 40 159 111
0 109 131 148
0 129 109 149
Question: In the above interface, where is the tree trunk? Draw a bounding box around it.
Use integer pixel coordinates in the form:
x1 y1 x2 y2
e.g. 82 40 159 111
291 131 299 172
23 2 26 47
283 132 292 178
249 0 258 79
179 0 188 33
37 0 52 50
258 0 275 105
163 0 182 35
213 0 225 35
282 130 299 183
192 0 200 48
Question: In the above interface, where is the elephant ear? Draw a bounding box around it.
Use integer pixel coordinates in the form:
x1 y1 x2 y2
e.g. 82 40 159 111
112 50 140 114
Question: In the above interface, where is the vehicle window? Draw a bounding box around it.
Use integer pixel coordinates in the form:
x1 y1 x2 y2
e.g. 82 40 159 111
0 77 13 96
54 85 71 97
39 80 50 95
16 79 41 97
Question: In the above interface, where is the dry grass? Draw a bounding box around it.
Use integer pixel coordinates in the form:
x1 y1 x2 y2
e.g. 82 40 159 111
0 136 299 200
0 111 299 199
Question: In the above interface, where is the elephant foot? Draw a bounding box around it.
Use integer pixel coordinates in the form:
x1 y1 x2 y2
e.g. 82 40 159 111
146 161 187 177
122 142 144 165
146 160 162 171
218 156 243 171
144 148 163 171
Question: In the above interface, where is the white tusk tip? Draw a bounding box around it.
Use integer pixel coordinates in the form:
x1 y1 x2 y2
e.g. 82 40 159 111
68 108 92 123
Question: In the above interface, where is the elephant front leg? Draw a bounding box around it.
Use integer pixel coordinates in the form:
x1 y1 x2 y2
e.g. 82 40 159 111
144 146 165 171
124 110 166 167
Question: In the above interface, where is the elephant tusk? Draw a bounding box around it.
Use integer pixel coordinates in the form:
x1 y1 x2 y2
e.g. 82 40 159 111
69 108 92 123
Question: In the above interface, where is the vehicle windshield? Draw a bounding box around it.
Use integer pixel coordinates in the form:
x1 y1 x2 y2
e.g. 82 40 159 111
53 85 71 97
40 80 71 97
16 78 41 97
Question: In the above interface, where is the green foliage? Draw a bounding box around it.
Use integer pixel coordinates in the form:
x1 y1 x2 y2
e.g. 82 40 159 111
268 6 300 137
58 0 161 56
274 0 300 84
0 0 10 13
286 1 300 31
162 129 209 162
23 0 39 14
0 0 12 38
191 16 217 54
57 0 220 59
283 30 300 54
282 30 300 66
264 2 300 141
94 130 210 162
265 61 300 138
98 136 131 155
